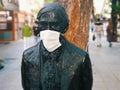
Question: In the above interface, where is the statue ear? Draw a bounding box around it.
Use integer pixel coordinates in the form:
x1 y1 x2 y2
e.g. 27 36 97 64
63 23 69 34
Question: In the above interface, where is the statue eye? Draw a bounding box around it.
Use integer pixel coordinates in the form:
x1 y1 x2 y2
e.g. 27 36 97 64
38 21 48 30
48 22 57 29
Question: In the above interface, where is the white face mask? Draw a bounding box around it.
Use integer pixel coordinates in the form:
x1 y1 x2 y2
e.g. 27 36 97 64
40 30 61 52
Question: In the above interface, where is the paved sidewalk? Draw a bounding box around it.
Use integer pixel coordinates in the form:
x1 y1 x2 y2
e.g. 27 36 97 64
0 37 35 90
0 34 120 90
89 32 120 90
0 40 24 90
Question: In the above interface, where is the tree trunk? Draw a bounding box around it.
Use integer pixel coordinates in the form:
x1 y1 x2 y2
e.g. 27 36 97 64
55 0 93 50
111 0 117 42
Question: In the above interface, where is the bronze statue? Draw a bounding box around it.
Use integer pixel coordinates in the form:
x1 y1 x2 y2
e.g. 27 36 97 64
21 3 93 90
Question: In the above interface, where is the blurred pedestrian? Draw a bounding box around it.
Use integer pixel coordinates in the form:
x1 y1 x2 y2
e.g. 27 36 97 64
106 20 113 47
21 3 93 90
94 18 104 47
90 22 95 32
22 21 32 50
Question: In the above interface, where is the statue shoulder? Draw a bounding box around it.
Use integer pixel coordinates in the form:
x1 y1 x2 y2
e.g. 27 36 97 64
23 46 35 55
65 41 87 57
22 44 38 61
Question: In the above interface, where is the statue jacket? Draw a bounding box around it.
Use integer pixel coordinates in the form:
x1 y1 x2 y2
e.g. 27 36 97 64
21 36 93 90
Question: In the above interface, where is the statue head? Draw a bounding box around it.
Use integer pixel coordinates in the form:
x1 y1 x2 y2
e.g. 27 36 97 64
37 3 69 34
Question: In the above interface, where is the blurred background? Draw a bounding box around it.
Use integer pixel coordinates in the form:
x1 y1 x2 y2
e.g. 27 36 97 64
0 0 120 90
